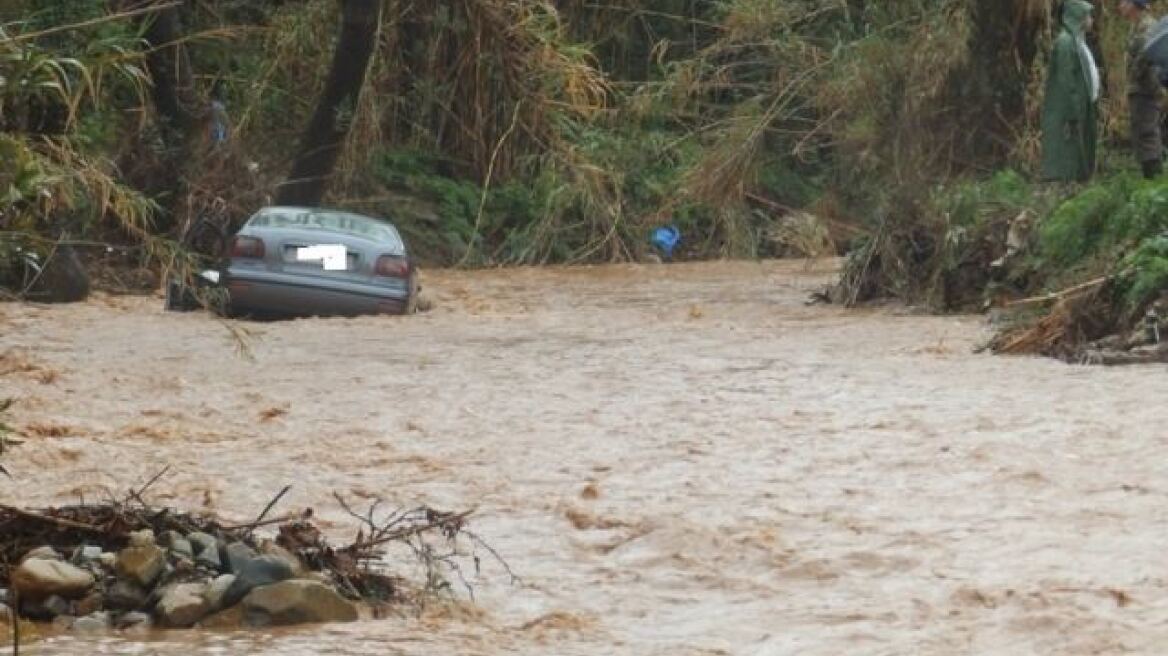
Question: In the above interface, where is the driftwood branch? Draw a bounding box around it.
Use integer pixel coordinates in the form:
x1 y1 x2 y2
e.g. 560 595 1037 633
1005 276 1108 307
0 504 108 535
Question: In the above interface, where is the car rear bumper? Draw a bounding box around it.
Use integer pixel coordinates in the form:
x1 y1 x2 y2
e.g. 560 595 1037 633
223 268 410 317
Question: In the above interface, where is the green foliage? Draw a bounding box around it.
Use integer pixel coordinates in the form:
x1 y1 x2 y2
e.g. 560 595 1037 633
936 170 1035 228
1117 233 1168 313
1037 174 1168 270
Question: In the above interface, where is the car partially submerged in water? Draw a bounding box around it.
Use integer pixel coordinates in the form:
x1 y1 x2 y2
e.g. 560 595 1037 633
170 206 418 318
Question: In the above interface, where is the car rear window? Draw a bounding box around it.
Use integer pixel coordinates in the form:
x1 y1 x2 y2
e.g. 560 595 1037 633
249 209 404 251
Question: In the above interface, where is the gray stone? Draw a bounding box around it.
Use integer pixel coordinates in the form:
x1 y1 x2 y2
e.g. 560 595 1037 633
106 580 149 611
259 542 305 576
72 611 112 633
169 538 194 561
115 544 166 587
51 614 75 630
224 542 257 572
221 543 294 608
25 594 71 620
22 546 62 562
45 594 71 616
203 574 236 611
128 529 155 547
160 531 194 561
155 583 211 628
241 580 358 626
73 545 103 564
114 611 152 631
11 559 96 600
188 532 221 569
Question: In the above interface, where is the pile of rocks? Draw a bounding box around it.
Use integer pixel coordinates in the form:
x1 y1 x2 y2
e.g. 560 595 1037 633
4 528 358 633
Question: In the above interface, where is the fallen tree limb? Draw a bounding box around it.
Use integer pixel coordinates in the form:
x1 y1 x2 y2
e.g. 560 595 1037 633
0 503 110 535
1005 276 1108 307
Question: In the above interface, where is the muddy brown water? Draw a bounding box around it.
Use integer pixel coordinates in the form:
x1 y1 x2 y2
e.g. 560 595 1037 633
2 260 1168 655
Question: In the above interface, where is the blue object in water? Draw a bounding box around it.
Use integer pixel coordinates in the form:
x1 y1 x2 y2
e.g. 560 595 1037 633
651 225 681 259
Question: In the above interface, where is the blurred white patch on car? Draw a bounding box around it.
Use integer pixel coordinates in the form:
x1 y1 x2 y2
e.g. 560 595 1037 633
297 244 347 271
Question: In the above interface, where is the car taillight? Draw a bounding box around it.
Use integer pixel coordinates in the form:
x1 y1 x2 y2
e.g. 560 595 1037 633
375 255 410 278
230 235 265 259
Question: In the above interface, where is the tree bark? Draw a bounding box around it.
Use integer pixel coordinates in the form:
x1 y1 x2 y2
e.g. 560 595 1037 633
275 0 381 207
137 0 198 146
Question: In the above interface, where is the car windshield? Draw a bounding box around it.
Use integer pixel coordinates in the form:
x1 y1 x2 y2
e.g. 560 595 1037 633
248 208 404 250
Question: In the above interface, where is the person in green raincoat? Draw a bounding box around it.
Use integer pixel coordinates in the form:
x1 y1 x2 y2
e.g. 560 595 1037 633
1041 0 1101 182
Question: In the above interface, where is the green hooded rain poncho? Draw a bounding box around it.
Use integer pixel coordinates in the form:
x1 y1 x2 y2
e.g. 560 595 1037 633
1040 0 1100 182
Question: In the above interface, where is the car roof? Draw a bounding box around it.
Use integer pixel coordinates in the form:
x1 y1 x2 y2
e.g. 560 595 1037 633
247 206 404 247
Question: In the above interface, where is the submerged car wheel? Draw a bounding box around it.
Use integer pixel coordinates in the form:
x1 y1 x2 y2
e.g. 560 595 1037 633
164 278 200 312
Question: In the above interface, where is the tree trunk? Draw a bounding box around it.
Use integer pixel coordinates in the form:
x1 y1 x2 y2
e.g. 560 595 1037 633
275 0 381 207
138 0 198 146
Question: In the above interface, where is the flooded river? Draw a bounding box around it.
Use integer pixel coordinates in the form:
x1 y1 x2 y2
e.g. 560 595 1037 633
2 260 1168 655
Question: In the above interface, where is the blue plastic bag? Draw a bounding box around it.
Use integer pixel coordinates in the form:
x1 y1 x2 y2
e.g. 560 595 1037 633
651 225 681 259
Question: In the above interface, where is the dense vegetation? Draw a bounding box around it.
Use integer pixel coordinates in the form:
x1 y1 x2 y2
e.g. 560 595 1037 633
2 0 1167 356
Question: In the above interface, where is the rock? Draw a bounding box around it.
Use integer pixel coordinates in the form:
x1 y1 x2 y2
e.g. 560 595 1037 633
114 611 152 631
155 582 211 628
170 538 194 561
115 543 166 587
75 591 103 616
259 541 305 576
106 580 149 611
99 552 116 568
72 611 112 633
161 531 194 561
188 532 221 569
199 604 244 629
11 559 96 600
44 595 71 617
203 574 235 611
222 543 294 607
26 244 90 303
128 529 156 547
72 545 103 564
224 542 257 572
51 615 75 630
241 580 358 626
21 594 70 620
22 546 62 562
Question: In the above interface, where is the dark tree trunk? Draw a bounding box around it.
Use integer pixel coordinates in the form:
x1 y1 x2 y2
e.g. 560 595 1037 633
275 0 381 207
138 0 198 146
939 0 1045 167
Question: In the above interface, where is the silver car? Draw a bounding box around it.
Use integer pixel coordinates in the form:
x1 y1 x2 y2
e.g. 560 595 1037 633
221 206 418 317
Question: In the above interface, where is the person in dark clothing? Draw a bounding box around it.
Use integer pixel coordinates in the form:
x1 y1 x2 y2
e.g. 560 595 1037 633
1120 0 1164 178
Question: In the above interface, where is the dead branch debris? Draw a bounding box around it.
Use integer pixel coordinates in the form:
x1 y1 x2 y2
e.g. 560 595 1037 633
0 474 511 632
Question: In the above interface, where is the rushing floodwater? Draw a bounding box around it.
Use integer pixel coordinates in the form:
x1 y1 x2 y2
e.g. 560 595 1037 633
2 260 1168 655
